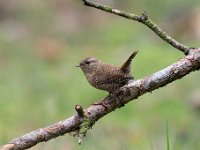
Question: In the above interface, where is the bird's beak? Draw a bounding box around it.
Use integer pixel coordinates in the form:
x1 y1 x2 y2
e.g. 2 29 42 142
75 64 80 67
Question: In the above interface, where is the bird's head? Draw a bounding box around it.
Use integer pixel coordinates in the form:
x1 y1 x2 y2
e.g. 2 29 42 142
76 57 101 74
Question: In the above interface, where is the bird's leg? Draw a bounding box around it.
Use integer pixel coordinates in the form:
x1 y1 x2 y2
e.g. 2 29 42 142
110 91 125 108
92 91 125 109
106 92 125 107
116 96 125 107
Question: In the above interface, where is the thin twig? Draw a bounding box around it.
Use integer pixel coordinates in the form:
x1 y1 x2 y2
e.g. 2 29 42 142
82 0 191 55
75 105 85 117
1 48 200 150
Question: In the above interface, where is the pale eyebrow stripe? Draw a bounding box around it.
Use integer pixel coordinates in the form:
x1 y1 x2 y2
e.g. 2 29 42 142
87 58 96 62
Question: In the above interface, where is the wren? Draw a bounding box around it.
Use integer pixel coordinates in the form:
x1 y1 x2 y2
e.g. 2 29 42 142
76 51 138 93
76 51 138 94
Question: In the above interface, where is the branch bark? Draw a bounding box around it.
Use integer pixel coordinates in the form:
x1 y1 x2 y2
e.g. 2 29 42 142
1 1 200 150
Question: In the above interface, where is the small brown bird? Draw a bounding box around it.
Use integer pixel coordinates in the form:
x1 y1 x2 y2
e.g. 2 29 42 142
76 51 138 93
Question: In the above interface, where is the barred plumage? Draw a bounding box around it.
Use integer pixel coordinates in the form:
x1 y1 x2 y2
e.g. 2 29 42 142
77 51 138 93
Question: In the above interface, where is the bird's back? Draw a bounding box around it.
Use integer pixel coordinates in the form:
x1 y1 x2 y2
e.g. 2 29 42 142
87 64 133 93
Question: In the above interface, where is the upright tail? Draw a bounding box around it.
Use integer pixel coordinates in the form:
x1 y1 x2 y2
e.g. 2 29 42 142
120 51 138 73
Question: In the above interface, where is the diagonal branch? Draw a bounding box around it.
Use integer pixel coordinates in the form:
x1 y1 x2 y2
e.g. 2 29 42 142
1 48 200 150
82 0 191 55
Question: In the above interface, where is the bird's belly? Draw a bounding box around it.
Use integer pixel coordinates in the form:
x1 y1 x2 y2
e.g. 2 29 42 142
94 83 123 93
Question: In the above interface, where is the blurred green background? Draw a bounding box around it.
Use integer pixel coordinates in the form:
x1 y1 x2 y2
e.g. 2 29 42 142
0 0 200 150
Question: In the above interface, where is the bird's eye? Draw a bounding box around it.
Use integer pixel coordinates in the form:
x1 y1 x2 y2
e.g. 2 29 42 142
85 60 90 65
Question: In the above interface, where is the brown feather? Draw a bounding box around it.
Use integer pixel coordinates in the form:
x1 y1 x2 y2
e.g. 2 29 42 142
120 51 138 73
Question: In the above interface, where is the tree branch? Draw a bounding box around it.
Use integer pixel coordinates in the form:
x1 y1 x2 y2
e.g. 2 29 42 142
82 0 191 55
1 48 200 150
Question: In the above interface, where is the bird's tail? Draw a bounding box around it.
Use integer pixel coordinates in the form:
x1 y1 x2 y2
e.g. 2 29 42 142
120 51 138 73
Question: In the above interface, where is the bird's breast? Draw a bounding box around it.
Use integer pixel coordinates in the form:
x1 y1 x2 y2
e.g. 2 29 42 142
85 72 96 86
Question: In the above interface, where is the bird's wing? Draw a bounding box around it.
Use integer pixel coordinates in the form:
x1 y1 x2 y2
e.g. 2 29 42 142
103 74 133 84
93 64 133 85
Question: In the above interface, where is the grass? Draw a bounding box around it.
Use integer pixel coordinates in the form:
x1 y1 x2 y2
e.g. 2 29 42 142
166 121 170 150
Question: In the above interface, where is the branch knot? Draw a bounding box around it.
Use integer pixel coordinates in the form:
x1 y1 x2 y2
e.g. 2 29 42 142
139 11 148 22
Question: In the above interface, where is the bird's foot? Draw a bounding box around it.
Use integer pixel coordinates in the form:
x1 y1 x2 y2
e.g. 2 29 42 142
109 92 125 108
